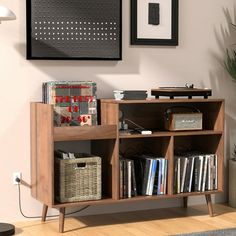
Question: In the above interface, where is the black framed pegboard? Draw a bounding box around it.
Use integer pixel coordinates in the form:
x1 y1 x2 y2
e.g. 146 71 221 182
26 0 122 60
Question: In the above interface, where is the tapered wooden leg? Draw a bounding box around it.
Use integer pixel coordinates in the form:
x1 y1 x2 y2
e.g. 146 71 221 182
183 197 188 208
42 204 48 222
59 207 66 233
205 194 214 217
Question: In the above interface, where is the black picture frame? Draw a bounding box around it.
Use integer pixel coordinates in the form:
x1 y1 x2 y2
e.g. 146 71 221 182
26 0 122 60
131 0 178 46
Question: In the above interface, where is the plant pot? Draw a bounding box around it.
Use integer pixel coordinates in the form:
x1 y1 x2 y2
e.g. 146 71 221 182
229 159 236 207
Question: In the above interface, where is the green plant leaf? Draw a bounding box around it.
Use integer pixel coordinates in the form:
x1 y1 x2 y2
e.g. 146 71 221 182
224 49 236 81
231 23 236 28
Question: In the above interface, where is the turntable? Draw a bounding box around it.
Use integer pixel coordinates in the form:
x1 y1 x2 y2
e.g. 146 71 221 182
151 84 212 99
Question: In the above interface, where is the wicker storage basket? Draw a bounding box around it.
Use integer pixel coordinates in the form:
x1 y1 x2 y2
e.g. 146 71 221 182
55 154 101 203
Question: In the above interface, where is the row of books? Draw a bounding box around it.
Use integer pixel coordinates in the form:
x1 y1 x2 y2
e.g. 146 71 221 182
174 154 218 194
120 155 168 199
120 159 137 198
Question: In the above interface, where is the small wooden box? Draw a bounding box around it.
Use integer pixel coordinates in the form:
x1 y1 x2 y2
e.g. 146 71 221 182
165 112 203 131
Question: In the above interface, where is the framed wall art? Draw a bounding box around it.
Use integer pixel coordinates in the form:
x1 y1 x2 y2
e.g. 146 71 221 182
131 0 178 46
26 0 122 60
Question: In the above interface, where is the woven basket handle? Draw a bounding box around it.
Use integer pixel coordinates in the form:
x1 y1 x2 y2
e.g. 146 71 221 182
75 163 87 170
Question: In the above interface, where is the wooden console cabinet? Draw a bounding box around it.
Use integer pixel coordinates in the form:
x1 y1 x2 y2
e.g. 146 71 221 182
30 98 224 233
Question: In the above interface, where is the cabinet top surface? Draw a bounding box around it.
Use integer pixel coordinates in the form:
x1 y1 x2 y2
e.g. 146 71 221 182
100 98 225 104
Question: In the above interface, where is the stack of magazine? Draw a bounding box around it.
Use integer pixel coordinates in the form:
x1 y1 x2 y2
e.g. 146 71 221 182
120 155 168 199
174 153 218 194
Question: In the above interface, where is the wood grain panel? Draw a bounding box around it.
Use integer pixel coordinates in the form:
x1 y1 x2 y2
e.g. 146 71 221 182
119 130 222 139
100 98 224 104
100 102 120 200
112 140 120 200
33 103 54 206
216 133 224 191
214 100 225 131
166 137 174 195
52 190 223 208
54 125 117 141
100 102 119 126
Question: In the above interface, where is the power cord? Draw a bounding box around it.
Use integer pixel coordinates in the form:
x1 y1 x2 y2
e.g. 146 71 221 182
16 178 89 219
124 118 145 130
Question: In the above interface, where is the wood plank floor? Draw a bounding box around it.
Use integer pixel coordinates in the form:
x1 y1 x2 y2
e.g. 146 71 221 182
14 204 236 235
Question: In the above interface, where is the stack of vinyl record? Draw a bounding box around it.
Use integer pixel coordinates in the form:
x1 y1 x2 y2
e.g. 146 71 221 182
43 81 97 127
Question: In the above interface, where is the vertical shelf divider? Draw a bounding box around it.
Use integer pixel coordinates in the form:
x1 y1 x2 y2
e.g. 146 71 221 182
31 102 54 206
101 102 120 200
214 100 225 131
167 136 174 195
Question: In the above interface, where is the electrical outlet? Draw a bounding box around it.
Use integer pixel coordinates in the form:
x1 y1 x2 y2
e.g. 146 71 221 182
13 172 21 185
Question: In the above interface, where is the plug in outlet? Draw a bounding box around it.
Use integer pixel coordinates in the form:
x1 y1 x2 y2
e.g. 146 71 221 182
13 172 21 185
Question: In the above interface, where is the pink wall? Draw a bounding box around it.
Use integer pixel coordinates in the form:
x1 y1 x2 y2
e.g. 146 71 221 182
0 0 235 222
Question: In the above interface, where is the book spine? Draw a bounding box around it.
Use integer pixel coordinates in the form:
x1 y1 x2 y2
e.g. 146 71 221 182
188 157 195 192
184 158 191 193
181 158 188 193
128 160 132 198
177 158 181 194
120 160 123 199
194 157 199 192
49 82 53 104
174 159 177 194
163 159 168 194
146 159 153 195
202 155 208 192
157 159 162 195
214 154 218 190
142 159 150 195
206 155 209 191
160 159 166 194
135 158 145 195
123 160 127 198
210 154 214 190
153 160 159 195
131 160 137 196
198 156 204 191
207 155 212 190
46 83 49 104
149 159 157 195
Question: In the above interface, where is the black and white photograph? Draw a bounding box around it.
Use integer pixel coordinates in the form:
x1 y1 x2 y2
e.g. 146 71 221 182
131 0 178 45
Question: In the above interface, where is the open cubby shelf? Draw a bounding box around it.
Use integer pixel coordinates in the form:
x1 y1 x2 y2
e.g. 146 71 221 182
31 98 224 233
